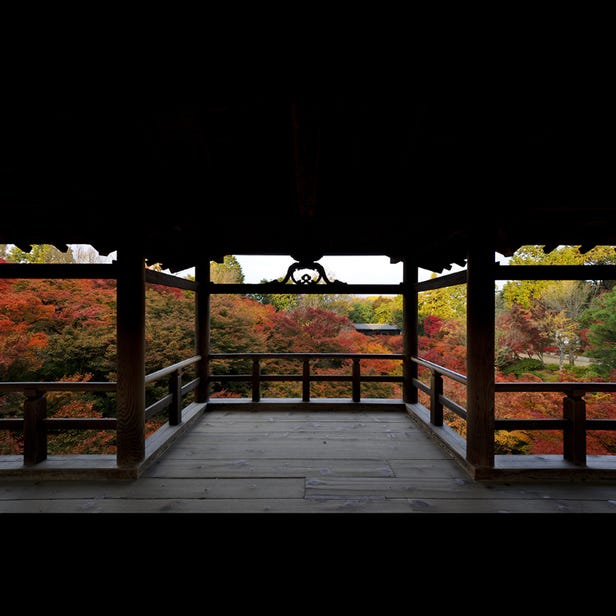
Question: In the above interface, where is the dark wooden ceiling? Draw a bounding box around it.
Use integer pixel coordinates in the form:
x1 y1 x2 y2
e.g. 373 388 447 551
1 94 614 272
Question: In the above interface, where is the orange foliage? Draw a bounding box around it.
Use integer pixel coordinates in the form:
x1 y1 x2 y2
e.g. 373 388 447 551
46 373 116 455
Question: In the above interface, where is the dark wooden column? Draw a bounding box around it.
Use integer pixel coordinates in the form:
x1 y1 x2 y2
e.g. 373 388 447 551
116 249 146 467
465 243 495 468
403 258 418 404
195 261 210 403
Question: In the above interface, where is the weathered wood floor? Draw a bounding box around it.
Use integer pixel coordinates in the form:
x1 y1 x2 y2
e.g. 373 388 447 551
2 408 616 513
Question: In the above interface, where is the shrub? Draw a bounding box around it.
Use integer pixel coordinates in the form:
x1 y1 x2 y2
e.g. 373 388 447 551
501 358 545 377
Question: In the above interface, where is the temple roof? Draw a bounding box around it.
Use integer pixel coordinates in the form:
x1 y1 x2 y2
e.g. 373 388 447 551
1 94 614 272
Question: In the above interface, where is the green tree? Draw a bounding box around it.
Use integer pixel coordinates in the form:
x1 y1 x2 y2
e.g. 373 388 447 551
211 255 244 283
374 295 404 329
581 288 616 369
253 281 301 311
7 244 76 264
348 298 375 323
502 245 616 308
418 277 467 322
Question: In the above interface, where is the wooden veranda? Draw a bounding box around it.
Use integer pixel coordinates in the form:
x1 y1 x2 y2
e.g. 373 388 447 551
3 405 616 514
1 96 616 495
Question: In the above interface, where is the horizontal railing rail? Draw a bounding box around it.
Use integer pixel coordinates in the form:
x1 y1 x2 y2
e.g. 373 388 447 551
145 355 201 385
0 355 202 465
0 380 118 465
144 355 201 424
411 357 468 425
411 355 616 465
209 352 404 403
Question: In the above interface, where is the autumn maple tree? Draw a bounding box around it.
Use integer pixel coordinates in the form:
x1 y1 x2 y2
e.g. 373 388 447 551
3 243 616 458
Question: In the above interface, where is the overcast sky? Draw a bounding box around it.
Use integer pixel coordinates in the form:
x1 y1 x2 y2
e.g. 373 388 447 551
93 248 508 285
234 255 403 284
233 253 511 285
231 254 485 285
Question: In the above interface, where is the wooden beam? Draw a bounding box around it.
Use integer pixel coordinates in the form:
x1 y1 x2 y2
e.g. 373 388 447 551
466 243 495 468
494 264 616 280
116 249 146 467
415 270 467 291
145 268 198 291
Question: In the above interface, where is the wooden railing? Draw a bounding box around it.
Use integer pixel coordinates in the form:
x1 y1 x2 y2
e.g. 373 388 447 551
411 356 616 465
208 353 404 402
145 355 201 425
0 356 201 466
411 357 468 426
0 381 117 465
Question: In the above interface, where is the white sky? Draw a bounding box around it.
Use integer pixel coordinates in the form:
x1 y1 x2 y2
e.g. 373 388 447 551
234 255 406 284
232 253 510 285
86 247 509 286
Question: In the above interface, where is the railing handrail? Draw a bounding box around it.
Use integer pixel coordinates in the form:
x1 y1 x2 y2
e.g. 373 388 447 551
495 381 616 393
411 356 468 384
410 354 616 466
208 352 404 404
210 352 404 360
145 355 202 384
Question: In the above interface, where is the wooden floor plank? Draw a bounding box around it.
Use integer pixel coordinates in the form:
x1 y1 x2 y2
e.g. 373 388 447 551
144 458 396 478
304 476 616 500
388 459 469 479
203 411 410 423
163 441 448 460
180 432 425 443
2 407 616 513
193 420 415 434
2 496 615 513
0 478 305 500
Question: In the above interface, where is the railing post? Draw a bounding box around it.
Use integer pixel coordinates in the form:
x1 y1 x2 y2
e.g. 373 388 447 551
352 357 361 403
430 370 444 426
23 389 47 465
302 358 310 402
168 370 182 426
252 358 261 402
563 390 586 466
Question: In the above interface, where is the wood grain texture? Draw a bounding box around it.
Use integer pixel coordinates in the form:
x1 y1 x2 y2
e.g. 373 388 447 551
403 259 418 403
116 249 146 466
195 262 210 403
2 409 616 512
465 242 495 467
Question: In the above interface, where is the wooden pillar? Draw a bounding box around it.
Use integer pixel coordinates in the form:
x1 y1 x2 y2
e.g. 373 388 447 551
116 248 146 467
195 261 210 403
465 242 495 468
403 258 418 403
